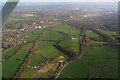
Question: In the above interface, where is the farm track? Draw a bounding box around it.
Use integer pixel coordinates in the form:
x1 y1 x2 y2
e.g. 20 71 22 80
55 62 69 79
2 31 43 62
14 27 50 78
55 28 86 78
55 53 84 79
14 22 62 78
15 22 86 78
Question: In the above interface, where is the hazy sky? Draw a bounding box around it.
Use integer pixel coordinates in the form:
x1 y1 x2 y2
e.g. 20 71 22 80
20 0 119 2
1 0 119 2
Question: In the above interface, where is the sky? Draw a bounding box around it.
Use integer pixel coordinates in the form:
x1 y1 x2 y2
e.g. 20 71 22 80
1 0 120 2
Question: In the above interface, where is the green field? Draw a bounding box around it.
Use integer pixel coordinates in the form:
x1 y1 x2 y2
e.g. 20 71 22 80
4 12 37 29
2 45 20 58
24 29 44 42
2 5 119 79
2 29 44 59
42 31 64 41
59 47 118 78
85 30 104 41
3 43 31 78
20 68 38 78
66 17 88 23
101 30 118 40
58 39 80 57
52 23 80 37
20 42 65 78
29 42 61 66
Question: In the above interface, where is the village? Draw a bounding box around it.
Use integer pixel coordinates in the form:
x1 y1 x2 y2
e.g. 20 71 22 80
2 19 58 51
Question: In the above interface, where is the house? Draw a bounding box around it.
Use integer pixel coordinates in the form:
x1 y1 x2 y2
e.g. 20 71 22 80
71 37 78 40
35 26 42 29
59 60 64 63
71 38 75 40
40 21 44 23
20 29 25 31
33 22 36 24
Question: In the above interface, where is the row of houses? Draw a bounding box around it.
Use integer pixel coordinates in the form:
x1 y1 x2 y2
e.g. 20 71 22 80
2 19 58 51
2 24 47 50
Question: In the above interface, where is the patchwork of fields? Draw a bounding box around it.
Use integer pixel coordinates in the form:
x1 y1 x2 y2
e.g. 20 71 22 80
2 3 119 78
59 47 118 78
3 21 119 78
2 29 44 78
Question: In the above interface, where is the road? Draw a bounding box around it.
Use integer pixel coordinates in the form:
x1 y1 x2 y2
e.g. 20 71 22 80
55 30 86 78
14 27 49 78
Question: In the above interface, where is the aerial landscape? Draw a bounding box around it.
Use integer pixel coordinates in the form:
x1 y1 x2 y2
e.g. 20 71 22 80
2 2 120 78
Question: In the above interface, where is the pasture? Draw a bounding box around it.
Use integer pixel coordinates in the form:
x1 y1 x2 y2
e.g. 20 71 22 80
59 47 118 78
24 29 44 42
29 42 61 66
58 39 80 56
3 43 31 78
85 30 104 41
101 30 118 41
42 31 64 41
2 45 20 58
52 23 80 38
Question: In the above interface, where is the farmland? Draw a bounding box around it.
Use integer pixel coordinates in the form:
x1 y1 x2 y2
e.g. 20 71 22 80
2 2 119 79
3 44 30 78
59 47 118 78
51 23 80 38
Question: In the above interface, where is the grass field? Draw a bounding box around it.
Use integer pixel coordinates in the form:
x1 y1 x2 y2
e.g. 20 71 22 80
42 30 64 41
59 47 118 78
101 30 118 40
2 45 20 58
85 30 104 41
3 43 31 78
58 39 80 56
5 18 29 29
4 12 37 29
29 42 61 66
2 8 119 79
52 23 80 37
6 19 28 24
21 41 64 78
66 17 88 23
24 29 44 42
2 29 44 59
20 68 39 78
